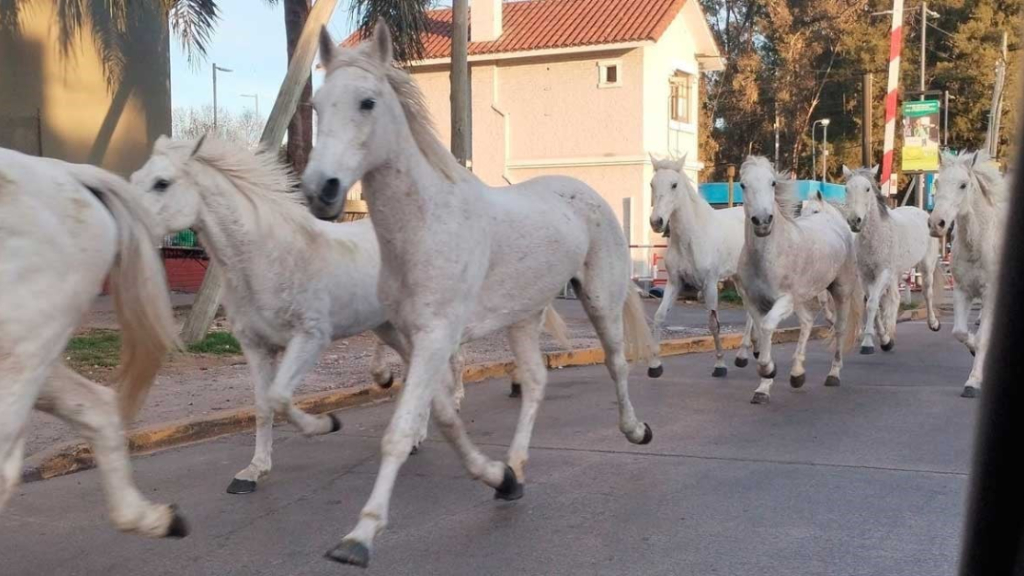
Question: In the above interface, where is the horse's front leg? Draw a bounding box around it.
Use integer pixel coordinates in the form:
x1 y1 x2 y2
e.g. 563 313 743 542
951 287 978 355
877 277 901 351
326 330 507 568
227 342 277 494
703 279 727 378
750 295 794 404
860 270 891 355
962 295 992 398
735 314 755 368
647 275 681 378
789 304 815 389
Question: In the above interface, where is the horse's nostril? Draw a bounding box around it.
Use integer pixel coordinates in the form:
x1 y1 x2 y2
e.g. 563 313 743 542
938 219 946 229
766 215 774 224
321 178 341 202
751 216 760 226
651 217 663 229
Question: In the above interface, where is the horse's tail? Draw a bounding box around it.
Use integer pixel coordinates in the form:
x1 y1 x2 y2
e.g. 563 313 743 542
542 305 572 349
623 284 657 363
69 166 179 421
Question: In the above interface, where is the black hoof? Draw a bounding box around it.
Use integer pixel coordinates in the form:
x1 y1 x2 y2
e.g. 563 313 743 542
509 382 522 398
226 478 257 494
881 339 895 352
410 444 419 456
648 365 664 379
165 505 190 538
929 322 941 332
753 351 760 359
734 357 749 368
961 386 979 399
494 465 524 501
790 373 806 389
824 375 841 387
378 373 395 389
712 366 727 378
751 392 770 405
327 412 343 433
860 345 875 355
325 540 370 568
639 423 654 445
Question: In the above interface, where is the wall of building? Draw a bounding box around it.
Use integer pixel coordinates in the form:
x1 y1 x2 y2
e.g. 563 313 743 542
0 0 171 175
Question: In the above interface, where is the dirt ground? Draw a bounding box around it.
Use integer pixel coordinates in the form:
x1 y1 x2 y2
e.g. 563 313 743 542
25 295 736 458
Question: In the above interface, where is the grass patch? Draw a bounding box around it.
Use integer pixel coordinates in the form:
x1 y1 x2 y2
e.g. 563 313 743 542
186 331 242 355
720 287 743 304
66 330 122 369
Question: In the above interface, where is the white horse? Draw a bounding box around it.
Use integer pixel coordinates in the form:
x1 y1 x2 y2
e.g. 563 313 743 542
929 150 1007 397
130 136 568 494
647 153 748 378
842 166 943 353
737 156 863 404
303 24 656 567
0 148 185 538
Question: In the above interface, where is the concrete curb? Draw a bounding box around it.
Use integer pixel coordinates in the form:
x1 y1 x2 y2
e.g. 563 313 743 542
22 312 928 483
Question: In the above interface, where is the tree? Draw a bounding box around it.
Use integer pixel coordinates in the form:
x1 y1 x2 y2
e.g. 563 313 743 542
172 105 265 148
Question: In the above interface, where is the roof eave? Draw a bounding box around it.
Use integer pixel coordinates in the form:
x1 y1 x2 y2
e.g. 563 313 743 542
407 40 651 69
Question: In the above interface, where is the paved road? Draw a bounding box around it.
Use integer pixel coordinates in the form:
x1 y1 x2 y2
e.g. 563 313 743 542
2 320 977 576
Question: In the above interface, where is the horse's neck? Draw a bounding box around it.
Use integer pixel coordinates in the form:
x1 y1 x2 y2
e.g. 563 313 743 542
669 191 715 260
857 200 891 252
956 188 998 256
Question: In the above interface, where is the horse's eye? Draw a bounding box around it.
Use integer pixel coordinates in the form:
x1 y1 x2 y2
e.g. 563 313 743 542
671 182 678 189
740 183 745 190
959 183 967 190
771 181 776 187
360 98 376 111
153 179 171 192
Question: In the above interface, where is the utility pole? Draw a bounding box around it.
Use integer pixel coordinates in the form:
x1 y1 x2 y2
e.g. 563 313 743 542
917 2 928 210
241 93 259 118
862 73 873 167
212 64 232 132
987 31 1009 158
774 107 780 168
451 0 470 167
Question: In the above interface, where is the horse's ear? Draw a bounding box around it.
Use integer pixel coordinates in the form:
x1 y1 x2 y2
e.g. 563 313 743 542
816 190 824 201
842 165 853 180
319 26 337 69
670 154 686 173
372 19 394 66
971 151 981 167
190 134 207 158
872 164 881 181
649 152 659 168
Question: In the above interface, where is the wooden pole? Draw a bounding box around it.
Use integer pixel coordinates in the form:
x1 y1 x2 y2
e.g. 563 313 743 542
450 0 470 166
179 0 340 344
862 73 873 167
727 164 736 207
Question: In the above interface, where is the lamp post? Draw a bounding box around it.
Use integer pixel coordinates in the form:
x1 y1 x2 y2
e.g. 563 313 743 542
212 64 233 132
812 118 831 182
240 93 259 118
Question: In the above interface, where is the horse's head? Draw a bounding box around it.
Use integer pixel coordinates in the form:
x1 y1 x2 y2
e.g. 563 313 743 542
129 135 206 235
930 151 979 237
842 165 881 233
648 153 689 233
739 156 778 237
303 21 404 221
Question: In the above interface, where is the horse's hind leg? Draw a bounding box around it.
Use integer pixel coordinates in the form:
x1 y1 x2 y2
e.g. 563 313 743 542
951 287 978 355
0 369 39 513
648 275 681 378
370 338 395 389
228 342 276 494
504 313 547 484
735 314 755 367
704 279 727 378
265 333 339 436
35 365 187 538
789 304 814 389
921 245 942 331
574 279 651 444
878 277 900 351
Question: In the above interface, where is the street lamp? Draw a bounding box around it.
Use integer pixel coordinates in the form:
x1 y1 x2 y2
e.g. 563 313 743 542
812 118 831 182
240 93 259 118
212 63 233 131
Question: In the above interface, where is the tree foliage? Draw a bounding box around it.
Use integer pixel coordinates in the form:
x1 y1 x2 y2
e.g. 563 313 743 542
350 0 437 64
172 105 265 149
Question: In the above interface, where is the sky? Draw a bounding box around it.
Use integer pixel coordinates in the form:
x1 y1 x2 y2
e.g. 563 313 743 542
170 0 451 118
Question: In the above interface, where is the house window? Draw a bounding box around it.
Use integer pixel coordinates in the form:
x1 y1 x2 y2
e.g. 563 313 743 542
598 61 622 88
670 72 692 124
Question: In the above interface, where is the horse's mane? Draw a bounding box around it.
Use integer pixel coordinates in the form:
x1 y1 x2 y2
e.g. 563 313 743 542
325 50 480 186
741 155 800 220
846 167 889 219
950 150 1007 205
161 137 318 237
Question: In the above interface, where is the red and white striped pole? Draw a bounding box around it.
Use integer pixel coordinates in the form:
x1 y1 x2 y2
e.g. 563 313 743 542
880 0 905 197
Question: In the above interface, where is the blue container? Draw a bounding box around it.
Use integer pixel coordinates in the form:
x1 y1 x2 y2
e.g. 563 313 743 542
699 180 846 206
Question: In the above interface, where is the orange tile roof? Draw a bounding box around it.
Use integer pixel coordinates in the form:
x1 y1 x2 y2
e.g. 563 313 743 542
343 0 689 60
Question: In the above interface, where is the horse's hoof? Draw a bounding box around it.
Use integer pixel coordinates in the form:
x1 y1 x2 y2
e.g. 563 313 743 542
790 373 806 389
509 382 522 398
325 540 370 568
712 366 727 378
378 374 395 389
961 386 979 399
639 423 654 445
860 345 875 355
753 351 760 359
751 392 770 405
494 465 524 501
648 365 664 379
410 444 419 456
929 321 941 332
734 357 749 368
881 339 895 352
165 505 190 538
824 375 841 387
226 478 257 494
327 412 343 433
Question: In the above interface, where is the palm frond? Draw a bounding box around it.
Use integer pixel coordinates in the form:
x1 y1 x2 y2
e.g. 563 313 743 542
166 0 220 68
350 0 436 64
0 0 22 35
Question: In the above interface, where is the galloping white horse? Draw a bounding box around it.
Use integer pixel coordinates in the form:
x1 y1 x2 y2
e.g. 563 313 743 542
842 166 943 353
929 151 1007 397
303 24 655 567
737 156 862 404
0 148 185 538
647 154 747 378
130 136 568 494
